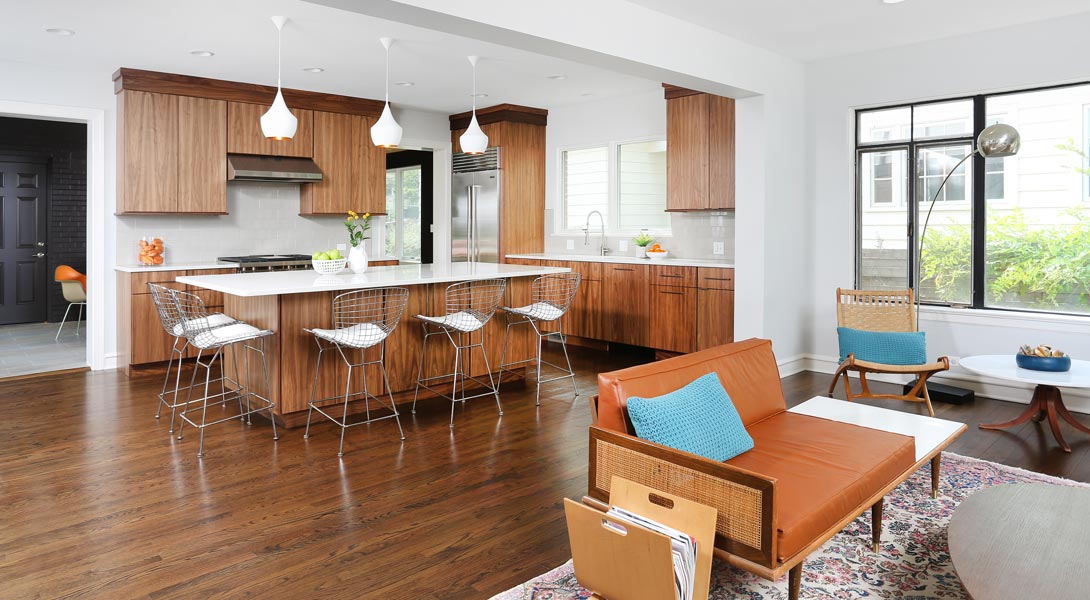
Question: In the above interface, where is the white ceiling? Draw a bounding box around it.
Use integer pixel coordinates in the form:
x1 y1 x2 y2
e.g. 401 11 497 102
627 0 1090 61
0 0 659 113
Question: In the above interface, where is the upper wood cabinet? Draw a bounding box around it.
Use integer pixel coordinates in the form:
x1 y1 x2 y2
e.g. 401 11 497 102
117 90 227 214
227 101 313 158
665 88 735 211
299 111 385 216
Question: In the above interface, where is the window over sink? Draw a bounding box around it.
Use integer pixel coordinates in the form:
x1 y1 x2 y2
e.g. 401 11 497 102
560 137 670 234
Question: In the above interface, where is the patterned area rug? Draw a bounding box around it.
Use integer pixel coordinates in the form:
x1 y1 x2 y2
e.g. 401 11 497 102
491 453 1086 599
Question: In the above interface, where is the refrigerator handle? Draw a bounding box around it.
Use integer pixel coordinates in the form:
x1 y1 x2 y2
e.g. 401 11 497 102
471 185 480 262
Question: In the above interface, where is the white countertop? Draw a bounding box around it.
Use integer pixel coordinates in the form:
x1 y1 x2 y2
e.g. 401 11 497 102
115 262 237 273
176 262 571 297
506 253 734 269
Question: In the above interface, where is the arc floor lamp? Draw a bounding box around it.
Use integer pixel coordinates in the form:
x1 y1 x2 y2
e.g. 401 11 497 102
915 122 1021 323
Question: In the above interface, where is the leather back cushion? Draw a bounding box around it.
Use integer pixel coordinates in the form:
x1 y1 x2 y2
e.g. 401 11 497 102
597 338 786 434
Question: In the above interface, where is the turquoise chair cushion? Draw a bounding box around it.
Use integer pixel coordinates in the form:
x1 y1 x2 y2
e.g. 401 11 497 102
837 327 927 365
626 372 754 462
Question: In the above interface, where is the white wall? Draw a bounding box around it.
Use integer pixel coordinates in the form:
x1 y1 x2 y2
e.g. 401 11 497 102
806 12 1090 407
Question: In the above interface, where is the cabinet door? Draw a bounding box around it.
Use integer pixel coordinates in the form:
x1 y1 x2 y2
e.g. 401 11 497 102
301 111 355 215
602 264 649 346
666 94 709 211
131 292 176 364
697 288 734 350
708 95 736 210
118 90 178 213
227 101 313 157
178 96 227 213
649 285 696 353
354 115 387 215
566 278 602 340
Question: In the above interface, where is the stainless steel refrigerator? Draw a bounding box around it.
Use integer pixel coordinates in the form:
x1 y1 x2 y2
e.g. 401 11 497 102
451 148 501 263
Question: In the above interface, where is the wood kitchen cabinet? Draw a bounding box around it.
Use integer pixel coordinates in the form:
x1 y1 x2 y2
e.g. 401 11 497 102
299 111 385 216
117 91 227 214
665 87 735 211
696 267 735 350
226 101 313 158
601 264 649 347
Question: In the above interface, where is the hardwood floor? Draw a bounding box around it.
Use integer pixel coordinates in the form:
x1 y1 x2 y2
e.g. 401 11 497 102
2 347 1089 599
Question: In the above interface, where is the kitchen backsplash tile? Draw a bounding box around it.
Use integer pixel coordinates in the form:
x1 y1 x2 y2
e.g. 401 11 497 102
544 210 735 261
115 183 387 264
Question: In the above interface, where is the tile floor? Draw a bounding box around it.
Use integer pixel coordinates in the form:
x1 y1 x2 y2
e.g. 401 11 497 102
0 321 87 379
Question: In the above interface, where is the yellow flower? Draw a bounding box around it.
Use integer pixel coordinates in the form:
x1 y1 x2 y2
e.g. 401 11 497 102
348 210 358 219
363 212 370 219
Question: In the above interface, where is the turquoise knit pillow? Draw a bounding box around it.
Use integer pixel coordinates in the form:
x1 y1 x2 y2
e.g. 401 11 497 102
626 373 754 462
837 327 927 365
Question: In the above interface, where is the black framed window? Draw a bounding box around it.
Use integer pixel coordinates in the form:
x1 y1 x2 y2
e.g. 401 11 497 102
856 81 1090 316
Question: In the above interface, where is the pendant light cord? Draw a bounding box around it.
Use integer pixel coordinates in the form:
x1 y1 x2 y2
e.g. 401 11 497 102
472 61 477 113
276 24 283 88
385 44 390 102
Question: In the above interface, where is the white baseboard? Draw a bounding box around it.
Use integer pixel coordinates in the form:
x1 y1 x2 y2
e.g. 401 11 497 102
797 353 1090 415
98 352 119 371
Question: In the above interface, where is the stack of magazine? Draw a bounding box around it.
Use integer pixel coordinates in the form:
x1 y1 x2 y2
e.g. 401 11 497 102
605 505 698 600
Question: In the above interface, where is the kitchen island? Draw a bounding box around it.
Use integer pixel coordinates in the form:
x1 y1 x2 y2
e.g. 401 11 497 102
177 262 569 427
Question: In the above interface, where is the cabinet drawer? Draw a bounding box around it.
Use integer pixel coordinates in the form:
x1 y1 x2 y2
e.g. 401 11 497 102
131 270 188 294
648 285 696 353
650 265 696 288
697 267 734 290
546 260 601 282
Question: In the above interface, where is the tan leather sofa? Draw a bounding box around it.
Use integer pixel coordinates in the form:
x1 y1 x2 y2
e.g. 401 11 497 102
589 338 916 600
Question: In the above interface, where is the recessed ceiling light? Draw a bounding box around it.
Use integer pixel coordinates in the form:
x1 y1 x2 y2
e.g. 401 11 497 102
580 93 595 97
881 0 906 4
395 81 415 87
302 67 324 73
45 28 75 36
189 50 215 57
471 93 489 98
547 74 567 80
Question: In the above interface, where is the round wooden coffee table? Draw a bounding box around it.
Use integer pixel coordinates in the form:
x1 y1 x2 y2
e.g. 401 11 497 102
960 355 1090 452
949 484 1090 599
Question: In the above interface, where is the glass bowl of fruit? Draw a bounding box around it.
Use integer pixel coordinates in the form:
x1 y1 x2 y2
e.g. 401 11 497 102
138 237 165 266
311 248 347 274
1016 344 1071 372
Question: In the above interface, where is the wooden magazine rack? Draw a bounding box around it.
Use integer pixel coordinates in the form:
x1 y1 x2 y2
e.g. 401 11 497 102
565 476 717 600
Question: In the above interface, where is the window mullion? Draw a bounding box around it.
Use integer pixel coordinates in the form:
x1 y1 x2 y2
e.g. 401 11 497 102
971 95 986 310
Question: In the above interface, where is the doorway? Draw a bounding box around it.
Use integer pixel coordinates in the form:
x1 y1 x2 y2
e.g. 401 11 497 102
0 117 88 378
385 149 434 264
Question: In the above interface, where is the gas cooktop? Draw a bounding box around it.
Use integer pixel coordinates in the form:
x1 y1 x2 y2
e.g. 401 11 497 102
218 254 312 272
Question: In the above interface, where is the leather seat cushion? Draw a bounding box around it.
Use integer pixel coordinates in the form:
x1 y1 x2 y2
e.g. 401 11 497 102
725 411 916 562
597 339 786 434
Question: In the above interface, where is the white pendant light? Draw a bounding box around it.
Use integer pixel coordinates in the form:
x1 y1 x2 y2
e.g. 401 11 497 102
370 37 403 148
459 55 489 155
261 16 299 140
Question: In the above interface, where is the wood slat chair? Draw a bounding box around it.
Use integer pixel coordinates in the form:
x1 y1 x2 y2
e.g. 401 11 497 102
828 288 949 417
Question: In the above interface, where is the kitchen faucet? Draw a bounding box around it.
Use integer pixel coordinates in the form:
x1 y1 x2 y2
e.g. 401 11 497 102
583 210 609 256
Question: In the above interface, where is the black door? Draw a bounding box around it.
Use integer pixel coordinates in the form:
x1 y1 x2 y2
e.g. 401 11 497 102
0 161 49 325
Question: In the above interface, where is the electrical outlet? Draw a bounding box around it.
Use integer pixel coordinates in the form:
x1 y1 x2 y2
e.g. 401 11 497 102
566 239 575 250
336 243 347 252
713 242 725 255
619 240 629 252
948 356 961 368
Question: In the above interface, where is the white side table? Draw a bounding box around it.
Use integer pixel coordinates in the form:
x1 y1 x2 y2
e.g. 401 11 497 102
960 355 1090 453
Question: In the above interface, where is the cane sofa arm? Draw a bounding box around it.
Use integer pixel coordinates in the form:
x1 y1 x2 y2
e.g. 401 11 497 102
588 425 777 568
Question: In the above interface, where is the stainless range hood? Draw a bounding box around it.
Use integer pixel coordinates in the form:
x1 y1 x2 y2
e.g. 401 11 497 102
227 154 323 183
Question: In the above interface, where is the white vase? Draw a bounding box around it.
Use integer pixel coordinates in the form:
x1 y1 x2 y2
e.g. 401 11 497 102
348 245 369 274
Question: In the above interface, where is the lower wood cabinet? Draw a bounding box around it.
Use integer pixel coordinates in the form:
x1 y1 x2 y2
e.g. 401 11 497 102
566 279 602 340
697 288 734 350
649 285 696 353
601 264 649 347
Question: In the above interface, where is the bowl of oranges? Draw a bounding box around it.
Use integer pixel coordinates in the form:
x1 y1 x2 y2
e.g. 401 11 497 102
645 243 668 259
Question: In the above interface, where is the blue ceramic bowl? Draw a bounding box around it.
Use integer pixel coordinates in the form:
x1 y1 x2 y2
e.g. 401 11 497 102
1016 353 1071 372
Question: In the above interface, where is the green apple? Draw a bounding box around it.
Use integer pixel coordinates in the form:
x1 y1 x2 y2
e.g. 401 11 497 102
328 249 342 259
312 251 323 260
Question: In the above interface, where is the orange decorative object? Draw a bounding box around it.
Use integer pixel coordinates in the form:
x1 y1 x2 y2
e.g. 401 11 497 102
138 236 165 265
54 265 87 291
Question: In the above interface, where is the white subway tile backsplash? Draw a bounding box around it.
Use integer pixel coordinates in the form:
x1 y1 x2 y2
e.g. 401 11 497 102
115 182 386 264
544 211 735 260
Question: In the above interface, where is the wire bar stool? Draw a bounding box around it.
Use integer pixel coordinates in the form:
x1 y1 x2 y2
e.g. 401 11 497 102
303 287 410 456
147 283 237 433
497 273 582 405
171 289 278 457
411 278 507 428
